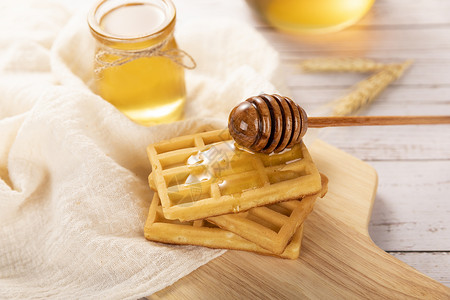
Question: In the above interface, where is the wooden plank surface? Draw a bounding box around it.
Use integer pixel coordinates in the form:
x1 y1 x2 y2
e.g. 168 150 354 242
172 0 450 290
369 160 450 250
149 141 450 299
390 252 450 287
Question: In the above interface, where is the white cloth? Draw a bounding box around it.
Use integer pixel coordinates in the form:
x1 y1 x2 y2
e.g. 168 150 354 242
0 0 284 299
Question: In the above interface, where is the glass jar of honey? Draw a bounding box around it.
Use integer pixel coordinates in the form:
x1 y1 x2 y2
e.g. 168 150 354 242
88 0 194 125
246 0 375 34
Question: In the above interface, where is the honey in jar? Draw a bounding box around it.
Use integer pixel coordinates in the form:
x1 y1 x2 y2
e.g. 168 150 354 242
88 0 193 125
246 0 375 34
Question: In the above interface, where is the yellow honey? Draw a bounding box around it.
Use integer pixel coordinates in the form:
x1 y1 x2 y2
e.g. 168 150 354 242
88 0 188 125
247 0 375 34
183 141 304 199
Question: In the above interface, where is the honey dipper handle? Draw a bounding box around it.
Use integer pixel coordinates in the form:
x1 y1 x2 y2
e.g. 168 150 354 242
308 115 450 128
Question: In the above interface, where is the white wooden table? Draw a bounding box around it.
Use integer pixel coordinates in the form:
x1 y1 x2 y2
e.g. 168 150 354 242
174 0 450 287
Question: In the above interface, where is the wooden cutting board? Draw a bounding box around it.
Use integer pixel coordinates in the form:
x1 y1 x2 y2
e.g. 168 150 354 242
148 140 450 299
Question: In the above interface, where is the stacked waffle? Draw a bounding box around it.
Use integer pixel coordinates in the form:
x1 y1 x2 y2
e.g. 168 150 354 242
144 129 327 259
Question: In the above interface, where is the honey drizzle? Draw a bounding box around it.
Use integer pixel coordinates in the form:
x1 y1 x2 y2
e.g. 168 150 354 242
175 140 305 204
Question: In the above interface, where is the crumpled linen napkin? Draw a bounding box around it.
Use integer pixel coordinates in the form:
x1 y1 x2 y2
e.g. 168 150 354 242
0 0 284 299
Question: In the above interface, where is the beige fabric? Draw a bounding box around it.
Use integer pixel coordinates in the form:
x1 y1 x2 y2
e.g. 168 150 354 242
0 0 284 299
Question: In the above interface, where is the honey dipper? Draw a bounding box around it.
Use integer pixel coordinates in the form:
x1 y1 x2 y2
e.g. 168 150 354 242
228 94 450 153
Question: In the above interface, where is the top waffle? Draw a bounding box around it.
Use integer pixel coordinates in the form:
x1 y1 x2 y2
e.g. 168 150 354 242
146 129 322 221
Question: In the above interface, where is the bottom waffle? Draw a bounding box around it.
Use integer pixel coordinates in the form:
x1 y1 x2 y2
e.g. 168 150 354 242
208 174 328 254
144 193 304 259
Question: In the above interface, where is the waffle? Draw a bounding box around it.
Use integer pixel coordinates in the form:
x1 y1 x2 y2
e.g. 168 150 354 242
144 193 304 259
146 129 322 221
208 174 328 254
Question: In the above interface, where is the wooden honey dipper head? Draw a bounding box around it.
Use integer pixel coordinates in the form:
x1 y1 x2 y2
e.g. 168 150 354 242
228 94 308 153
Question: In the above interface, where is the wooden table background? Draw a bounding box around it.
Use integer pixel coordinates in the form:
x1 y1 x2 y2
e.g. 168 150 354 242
174 0 450 287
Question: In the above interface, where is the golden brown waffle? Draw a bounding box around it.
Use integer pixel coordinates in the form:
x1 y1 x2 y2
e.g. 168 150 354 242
144 193 304 259
208 174 328 254
146 129 322 221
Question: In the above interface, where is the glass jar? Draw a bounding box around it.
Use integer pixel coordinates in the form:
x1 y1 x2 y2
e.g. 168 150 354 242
246 0 375 34
88 0 194 125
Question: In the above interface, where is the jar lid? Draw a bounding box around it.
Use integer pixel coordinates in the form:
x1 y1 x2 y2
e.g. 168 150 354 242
88 0 176 42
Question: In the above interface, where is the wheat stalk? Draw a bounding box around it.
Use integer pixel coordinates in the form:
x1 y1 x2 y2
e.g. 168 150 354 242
332 60 413 116
300 57 387 73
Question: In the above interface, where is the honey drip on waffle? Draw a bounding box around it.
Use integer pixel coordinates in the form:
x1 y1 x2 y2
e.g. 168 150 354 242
183 140 305 202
